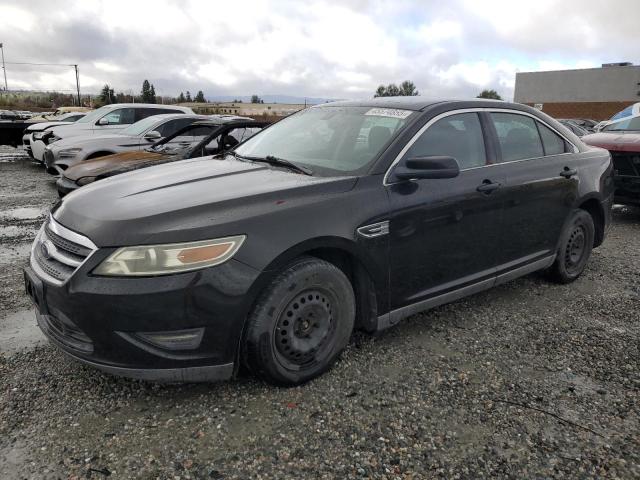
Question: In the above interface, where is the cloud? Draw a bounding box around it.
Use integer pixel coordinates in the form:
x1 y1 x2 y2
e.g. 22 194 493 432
0 0 638 101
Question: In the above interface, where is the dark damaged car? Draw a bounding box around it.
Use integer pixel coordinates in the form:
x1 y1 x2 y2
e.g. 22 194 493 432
24 98 614 386
56 120 267 197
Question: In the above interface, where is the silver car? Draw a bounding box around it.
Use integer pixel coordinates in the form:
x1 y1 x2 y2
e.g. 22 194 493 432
44 113 213 175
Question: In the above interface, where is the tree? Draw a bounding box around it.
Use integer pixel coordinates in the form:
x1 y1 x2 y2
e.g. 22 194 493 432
185 91 192 102
141 80 152 102
194 90 206 102
99 84 115 105
149 84 157 104
232 98 243 103
477 89 502 100
373 80 418 97
178 92 186 103
251 94 263 104
399 80 418 96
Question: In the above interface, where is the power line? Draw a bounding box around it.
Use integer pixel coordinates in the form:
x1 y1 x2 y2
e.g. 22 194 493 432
3 62 77 67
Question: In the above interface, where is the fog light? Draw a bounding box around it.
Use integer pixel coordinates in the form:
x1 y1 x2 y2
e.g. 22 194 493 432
135 328 204 350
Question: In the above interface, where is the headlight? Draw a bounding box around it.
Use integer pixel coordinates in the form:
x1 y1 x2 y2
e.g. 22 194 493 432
58 148 82 158
32 131 46 140
76 176 96 186
93 235 246 276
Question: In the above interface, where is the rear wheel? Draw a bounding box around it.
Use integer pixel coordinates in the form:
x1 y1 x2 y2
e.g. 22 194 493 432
547 209 594 284
243 257 355 386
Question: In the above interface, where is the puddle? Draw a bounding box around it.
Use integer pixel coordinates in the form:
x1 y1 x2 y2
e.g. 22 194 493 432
0 225 38 238
0 309 46 357
0 206 47 221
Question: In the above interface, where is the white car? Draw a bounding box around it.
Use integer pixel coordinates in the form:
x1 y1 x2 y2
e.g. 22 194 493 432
599 102 640 131
44 103 194 145
44 113 213 175
22 112 87 161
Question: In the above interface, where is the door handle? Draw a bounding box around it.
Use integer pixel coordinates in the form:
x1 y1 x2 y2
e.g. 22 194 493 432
476 180 501 193
560 167 577 178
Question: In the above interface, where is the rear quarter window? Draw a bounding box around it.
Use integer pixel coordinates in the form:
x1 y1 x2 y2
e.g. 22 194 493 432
537 123 567 156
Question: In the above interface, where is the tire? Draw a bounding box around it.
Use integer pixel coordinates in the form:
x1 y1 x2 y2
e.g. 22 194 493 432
547 209 594 284
243 256 355 386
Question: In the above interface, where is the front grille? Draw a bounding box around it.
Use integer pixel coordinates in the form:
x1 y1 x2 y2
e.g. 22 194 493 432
612 152 640 178
31 217 96 285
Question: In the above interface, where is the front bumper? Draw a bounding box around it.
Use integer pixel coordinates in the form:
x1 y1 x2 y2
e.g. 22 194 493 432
55 175 79 198
24 239 262 382
21 133 33 157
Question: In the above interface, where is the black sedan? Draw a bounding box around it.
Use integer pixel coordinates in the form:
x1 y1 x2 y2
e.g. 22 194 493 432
24 98 614 385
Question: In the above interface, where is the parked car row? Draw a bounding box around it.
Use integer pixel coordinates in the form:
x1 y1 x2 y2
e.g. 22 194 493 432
23 97 616 386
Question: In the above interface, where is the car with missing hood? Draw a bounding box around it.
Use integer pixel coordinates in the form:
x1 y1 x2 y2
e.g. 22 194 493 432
56 119 267 196
22 112 88 161
24 97 613 386
43 113 215 175
582 113 640 206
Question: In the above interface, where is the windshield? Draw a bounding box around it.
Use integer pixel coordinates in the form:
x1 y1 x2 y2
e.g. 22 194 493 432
74 105 113 124
603 116 640 132
234 106 415 175
120 116 163 136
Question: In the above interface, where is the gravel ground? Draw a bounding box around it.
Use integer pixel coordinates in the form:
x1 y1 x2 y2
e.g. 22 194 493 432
0 145 638 479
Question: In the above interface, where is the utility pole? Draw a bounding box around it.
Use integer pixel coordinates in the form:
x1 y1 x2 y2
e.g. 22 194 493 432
0 43 8 91
74 64 81 106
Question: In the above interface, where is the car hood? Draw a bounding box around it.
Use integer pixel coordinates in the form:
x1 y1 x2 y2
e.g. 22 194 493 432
63 150 169 180
54 156 357 247
51 133 133 149
582 132 640 152
50 123 98 138
26 121 72 132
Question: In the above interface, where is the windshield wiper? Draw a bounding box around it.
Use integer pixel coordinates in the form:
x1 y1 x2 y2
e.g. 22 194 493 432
233 152 313 176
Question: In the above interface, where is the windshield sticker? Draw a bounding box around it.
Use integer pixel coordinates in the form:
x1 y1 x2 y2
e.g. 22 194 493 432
364 108 412 119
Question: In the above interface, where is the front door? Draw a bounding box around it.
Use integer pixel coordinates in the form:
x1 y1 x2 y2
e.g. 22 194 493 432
386 112 506 310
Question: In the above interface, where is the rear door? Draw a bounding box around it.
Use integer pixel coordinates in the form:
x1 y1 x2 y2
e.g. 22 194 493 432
487 111 578 272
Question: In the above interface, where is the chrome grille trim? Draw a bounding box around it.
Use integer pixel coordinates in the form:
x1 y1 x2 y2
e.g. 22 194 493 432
30 215 97 286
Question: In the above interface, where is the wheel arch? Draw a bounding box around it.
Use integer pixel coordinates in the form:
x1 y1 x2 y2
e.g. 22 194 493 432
247 236 387 334
576 195 605 247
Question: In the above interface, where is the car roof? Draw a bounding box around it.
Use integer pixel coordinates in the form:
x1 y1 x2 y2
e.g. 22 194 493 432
145 113 211 122
317 97 514 112
99 103 192 111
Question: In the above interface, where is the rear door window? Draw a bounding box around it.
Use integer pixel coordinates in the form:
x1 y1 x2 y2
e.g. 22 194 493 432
491 113 543 162
135 108 185 122
405 112 487 169
537 123 567 156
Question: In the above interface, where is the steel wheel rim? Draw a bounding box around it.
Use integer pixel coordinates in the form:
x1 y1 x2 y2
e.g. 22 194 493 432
565 225 586 272
274 289 336 367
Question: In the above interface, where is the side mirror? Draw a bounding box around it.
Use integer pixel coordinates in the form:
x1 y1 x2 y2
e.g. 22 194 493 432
97 117 109 126
144 130 162 140
393 156 460 180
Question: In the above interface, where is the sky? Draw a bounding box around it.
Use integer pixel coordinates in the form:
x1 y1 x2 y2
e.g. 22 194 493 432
0 0 638 102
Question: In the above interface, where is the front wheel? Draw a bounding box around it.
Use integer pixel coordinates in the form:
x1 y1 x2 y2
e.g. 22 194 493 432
243 257 355 386
547 209 594 284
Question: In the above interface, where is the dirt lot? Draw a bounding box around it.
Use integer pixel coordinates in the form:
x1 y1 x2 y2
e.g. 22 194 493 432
0 146 638 479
